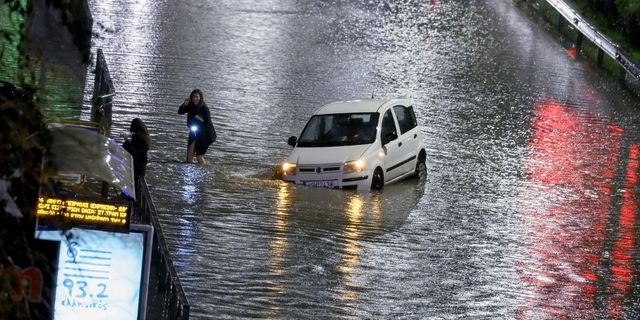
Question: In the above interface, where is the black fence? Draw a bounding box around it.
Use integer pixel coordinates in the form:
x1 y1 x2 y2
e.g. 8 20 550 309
521 0 640 96
91 48 115 135
133 177 191 320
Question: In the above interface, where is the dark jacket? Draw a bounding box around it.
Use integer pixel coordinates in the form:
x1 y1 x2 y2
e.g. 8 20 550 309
123 133 150 177
178 102 216 145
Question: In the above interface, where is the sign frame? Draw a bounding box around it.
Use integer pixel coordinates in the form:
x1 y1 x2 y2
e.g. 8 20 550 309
37 224 153 320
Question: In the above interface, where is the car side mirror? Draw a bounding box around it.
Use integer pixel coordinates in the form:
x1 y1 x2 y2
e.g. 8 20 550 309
288 136 297 147
383 132 397 145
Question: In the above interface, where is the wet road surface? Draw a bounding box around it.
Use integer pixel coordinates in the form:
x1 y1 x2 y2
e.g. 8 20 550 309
84 0 640 318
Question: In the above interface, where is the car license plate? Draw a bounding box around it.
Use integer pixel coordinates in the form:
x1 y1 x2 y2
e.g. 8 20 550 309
303 180 338 188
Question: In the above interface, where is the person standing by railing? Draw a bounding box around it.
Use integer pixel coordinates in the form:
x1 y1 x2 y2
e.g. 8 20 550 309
123 118 150 178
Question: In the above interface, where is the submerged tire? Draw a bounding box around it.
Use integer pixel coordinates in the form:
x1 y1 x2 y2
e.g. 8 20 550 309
414 160 427 180
371 168 384 190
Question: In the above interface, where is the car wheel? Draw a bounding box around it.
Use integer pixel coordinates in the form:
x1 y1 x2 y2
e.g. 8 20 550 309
414 160 427 180
371 168 384 190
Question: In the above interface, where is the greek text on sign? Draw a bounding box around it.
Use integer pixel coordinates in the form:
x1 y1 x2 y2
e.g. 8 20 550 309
36 197 130 231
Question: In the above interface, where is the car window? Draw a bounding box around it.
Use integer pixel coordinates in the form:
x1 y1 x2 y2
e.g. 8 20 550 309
380 109 397 145
393 105 417 134
298 113 379 147
298 116 325 144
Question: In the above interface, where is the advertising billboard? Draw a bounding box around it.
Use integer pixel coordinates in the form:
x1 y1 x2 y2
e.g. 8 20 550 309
37 224 153 320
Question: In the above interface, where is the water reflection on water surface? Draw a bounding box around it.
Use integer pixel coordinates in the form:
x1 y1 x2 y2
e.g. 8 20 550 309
84 0 640 318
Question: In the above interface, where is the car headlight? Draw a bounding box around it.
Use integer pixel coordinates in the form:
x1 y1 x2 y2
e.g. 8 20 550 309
282 162 297 176
344 159 366 174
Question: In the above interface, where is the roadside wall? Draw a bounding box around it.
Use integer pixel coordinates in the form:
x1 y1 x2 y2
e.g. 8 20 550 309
0 0 93 119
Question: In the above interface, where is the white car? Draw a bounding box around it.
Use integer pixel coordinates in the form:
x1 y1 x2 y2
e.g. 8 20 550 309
281 98 426 190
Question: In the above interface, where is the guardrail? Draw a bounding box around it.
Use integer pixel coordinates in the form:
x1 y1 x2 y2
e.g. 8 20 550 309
134 177 191 320
523 0 640 94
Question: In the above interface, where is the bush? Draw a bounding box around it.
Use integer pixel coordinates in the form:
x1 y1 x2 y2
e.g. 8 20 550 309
0 83 54 319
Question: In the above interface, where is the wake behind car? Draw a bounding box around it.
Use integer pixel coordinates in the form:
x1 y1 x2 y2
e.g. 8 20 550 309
282 98 426 190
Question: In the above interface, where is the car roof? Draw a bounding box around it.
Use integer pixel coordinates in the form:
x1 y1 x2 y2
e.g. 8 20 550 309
314 98 413 115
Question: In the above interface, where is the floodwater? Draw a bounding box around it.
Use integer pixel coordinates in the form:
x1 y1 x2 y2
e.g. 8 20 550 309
83 0 640 318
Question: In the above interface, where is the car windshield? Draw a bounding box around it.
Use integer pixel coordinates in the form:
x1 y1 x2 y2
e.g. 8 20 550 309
297 113 379 147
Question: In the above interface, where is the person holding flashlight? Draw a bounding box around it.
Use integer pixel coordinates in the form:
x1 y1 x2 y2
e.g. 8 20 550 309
178 89 216 164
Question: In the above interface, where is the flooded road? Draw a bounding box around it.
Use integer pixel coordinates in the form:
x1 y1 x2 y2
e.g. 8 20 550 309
84 0 640 318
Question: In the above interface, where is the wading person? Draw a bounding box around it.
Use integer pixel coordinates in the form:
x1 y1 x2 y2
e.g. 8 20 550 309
123 118 150 178
178 89 216 164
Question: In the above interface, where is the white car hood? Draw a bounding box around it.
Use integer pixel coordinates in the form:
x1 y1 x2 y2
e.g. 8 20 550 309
289 145 371 165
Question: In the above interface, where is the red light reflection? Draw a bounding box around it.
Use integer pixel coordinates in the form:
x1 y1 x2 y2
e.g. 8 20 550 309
518 99 633 318
429 0 437 15
609 144 638 317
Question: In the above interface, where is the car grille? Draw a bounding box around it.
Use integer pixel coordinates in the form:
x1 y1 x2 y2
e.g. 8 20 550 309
298 165 341 174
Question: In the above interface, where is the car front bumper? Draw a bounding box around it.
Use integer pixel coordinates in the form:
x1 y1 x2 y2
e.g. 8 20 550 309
282 170 372 190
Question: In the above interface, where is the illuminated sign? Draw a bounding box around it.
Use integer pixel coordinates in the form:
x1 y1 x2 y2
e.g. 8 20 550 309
38 225 152 320
36 196 130 232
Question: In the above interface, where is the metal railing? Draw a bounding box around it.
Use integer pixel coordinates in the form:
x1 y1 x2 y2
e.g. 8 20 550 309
134 177 191 320
546 0 640 80
91 49 115 135
523 0 640 93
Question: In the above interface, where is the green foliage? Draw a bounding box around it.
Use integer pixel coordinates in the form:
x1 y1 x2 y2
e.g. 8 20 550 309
569 0 640 52
0 88 52 319
0 0 26 67
615 0 640 46
1 0 91 73
0 1 93 318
